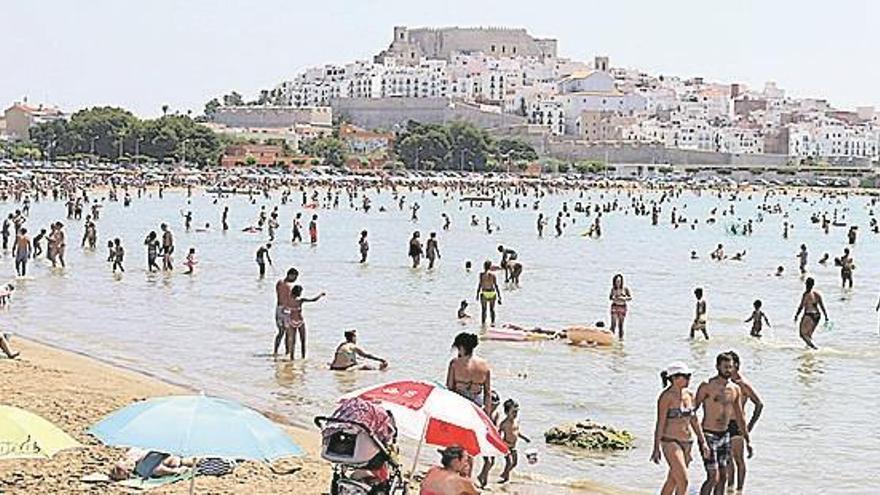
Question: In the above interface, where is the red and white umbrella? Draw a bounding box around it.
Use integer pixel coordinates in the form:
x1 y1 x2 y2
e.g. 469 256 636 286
341 380 509 458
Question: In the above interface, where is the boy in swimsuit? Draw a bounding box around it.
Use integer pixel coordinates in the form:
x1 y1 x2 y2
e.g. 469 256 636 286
477 261 501 327
690 288 708 339
358 230 369 263
744 300 770 338
499 399 522 484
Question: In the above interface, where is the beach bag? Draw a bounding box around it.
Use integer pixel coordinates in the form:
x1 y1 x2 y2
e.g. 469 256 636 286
196 458 237 476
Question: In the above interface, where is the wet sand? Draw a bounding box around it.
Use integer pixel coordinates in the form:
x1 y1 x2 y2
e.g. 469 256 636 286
0 337 330 494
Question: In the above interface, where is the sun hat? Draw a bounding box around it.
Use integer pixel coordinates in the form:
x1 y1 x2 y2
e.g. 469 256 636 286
664 362 693 376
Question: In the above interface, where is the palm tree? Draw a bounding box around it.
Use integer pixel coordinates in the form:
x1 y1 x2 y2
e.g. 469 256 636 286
161 105 169 116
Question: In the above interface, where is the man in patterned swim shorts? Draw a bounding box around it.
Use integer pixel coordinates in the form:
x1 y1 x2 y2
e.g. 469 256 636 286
695 352 750 495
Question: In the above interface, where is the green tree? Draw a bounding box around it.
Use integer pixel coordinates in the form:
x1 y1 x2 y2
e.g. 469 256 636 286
303 137 347 167
222 91 244 107
494 138 538 162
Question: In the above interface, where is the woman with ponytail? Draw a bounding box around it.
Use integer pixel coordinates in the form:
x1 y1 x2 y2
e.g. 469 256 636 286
651 362 707 495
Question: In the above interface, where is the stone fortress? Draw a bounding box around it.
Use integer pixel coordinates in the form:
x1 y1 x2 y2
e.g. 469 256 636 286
375 25 557 65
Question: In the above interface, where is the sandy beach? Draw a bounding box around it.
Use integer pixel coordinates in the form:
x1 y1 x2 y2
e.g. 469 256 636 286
0 337 331 494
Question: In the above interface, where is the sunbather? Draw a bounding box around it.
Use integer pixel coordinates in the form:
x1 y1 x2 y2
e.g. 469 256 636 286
109 448 194 481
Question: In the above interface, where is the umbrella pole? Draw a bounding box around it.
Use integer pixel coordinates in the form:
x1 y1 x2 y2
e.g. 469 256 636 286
409 421 429 481
189 457 199 495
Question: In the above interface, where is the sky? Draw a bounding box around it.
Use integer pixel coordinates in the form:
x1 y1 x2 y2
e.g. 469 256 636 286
3 0 878 118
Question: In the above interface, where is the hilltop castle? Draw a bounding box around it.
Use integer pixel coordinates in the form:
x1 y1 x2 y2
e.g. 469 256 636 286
375 25 557 65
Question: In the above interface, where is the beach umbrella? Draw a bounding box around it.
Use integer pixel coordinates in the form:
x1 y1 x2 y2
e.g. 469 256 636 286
0 405 81 460
89 394 303 494
341 380 508 474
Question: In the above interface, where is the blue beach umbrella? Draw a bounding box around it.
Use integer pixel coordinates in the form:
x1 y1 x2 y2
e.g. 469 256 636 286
90 395 303 493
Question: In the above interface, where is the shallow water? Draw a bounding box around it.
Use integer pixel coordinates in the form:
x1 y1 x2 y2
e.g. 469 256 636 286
3 186 880 494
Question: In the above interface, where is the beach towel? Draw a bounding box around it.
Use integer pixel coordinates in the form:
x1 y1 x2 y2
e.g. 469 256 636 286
117 471 193 490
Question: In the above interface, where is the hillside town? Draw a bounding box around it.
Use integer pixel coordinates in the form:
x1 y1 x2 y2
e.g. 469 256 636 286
2 25 879 172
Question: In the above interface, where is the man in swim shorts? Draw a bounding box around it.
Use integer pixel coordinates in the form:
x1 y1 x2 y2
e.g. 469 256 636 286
695 352 750 495
274 268 298 356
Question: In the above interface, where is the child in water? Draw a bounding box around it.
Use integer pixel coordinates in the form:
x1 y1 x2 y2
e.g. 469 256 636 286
184 248 197 275
457 300 470 319
499 398 526 484
745 299 771 337
690 288 708 339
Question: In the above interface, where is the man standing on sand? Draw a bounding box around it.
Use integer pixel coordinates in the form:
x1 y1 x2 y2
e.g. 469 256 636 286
12 228 31 277
726 351 763 494
695 352 751 495
274 268 299 357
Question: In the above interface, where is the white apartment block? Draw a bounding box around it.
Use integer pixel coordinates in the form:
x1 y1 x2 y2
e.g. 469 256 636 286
789 122 879 159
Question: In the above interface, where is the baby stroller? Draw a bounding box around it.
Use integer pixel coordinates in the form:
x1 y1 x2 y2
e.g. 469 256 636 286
315 398 408 495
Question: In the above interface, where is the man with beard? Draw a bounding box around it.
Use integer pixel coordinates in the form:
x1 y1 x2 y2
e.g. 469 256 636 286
695 352 750 495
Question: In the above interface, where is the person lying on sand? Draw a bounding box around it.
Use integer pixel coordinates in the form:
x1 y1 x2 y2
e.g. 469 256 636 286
109 448 194 481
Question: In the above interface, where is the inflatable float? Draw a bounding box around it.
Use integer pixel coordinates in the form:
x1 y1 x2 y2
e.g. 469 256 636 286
565 326 615 346
483 325 559 342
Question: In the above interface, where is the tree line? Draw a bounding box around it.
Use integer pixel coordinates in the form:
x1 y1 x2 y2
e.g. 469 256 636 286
27 107 223 166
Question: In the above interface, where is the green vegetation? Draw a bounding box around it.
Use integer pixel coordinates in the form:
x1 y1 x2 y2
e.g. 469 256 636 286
28 106 222 166
300 137 347 167
393 120 538 171
545 420 634 451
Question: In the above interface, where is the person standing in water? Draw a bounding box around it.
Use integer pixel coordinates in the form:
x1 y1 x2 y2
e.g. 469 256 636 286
111 238 124 273
744 300 770 338
221 206 229 231
794 277 828 350
726 351 763 494
609 273 632 339
256 243 273 278
12 228 31 277
292 213 303 243
308 214 318 244
797 244 808 274
274 268 299 357
652 362 708 495
536 213 546 237
408 231 422 268
160 223 174 271
839 248 854 289
144 231 160 272
690 288 708 339
358 230 369 263
446 332 492 415
426 232 441 269
695 352 751 495
287 285 325 360
477 260 501 327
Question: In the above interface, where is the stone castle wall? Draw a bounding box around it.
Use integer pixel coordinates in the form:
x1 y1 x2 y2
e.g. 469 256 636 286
383 26 557 62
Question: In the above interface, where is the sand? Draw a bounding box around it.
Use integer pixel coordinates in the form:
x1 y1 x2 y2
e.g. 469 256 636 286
0 338 332 494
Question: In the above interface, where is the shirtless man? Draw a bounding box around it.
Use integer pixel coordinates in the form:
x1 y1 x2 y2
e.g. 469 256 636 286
419 446 479 495
160 223 174 271
274 268 299 356
426 232 441 269
695 352 751 495
726 351 763 493
12 228 31 277
476 260 501 327
794 277 828 350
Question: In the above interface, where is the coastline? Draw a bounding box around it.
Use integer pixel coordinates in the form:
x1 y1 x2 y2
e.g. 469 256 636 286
0 337 331 494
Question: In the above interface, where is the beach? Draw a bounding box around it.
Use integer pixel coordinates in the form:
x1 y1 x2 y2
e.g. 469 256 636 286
0 337 331 494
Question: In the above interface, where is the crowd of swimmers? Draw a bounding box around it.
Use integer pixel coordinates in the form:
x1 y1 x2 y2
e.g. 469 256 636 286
4 172 880 494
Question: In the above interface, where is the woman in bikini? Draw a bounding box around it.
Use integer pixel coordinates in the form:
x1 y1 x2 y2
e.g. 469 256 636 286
794 277 828 350
287 285 325 360
609 273 632 340
446 332 492 416
652 362 708 495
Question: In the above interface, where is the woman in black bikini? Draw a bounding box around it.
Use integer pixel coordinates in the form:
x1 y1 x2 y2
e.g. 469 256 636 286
794 277 828 350
652 362 708 495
